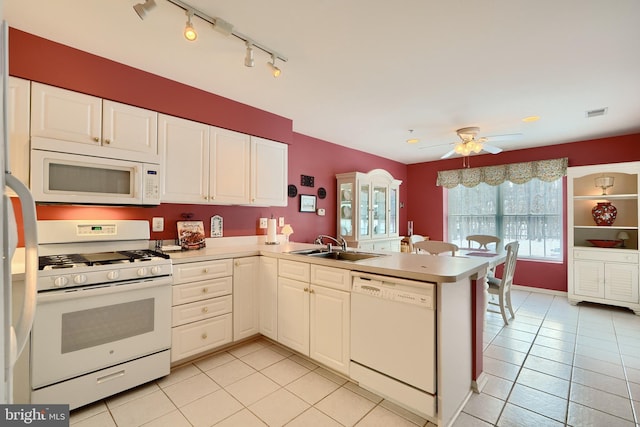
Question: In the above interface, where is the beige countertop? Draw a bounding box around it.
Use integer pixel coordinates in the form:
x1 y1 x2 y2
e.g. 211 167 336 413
168 238 491 284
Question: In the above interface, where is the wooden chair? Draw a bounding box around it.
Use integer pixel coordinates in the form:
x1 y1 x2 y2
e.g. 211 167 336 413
466 234 501 250
487 241 519 325
413 240 458 256
408 235 426 253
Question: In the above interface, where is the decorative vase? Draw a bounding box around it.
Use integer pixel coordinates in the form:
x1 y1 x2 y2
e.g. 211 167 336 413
592 202 617 226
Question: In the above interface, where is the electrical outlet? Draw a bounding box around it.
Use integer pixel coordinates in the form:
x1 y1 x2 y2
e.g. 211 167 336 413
317 208 326 216
259 217 268 228
152 217 164 232
278 217 285 227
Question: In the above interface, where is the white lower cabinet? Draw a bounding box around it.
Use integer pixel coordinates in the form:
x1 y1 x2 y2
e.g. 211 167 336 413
171 259 233 363
259 257 278 341
571 249 639 312
233 257 260 341
277 259 350 375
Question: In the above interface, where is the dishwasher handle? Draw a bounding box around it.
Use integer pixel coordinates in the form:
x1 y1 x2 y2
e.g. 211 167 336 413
352 275 435 309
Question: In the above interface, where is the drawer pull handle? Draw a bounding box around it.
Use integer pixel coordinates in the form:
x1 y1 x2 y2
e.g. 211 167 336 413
202 307 209 313
201 333 208 340
203 268 209 273
202 288 208 293
97 370 125 384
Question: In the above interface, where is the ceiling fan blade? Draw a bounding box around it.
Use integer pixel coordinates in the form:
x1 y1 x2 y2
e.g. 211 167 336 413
440 149 456 159
482 144 503 154
485 133 523 142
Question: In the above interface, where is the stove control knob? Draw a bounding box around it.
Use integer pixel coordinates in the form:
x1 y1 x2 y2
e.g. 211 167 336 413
53 276 69 287
107 271 120 281
73 274 87 285
137 267 148 276
150 266 161 275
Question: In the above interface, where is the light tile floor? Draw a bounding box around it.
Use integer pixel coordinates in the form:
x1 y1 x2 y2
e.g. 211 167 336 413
69 290 640 426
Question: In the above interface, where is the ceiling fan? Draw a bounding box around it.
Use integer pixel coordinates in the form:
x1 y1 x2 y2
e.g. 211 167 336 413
440 127 503 159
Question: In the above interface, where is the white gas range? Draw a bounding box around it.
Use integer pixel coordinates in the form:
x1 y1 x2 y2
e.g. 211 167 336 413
27 220 173 410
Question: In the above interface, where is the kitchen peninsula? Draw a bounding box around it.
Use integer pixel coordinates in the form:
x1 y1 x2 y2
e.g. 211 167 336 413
167 237 492 427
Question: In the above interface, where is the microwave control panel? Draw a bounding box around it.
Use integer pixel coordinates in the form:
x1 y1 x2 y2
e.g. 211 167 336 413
143 165 161 204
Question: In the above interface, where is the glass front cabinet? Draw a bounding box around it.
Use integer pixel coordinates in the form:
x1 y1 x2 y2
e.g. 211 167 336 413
567 161 639 314
336 169 402 252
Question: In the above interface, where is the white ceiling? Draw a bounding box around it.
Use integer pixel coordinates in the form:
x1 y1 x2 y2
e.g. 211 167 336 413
5 0 640 164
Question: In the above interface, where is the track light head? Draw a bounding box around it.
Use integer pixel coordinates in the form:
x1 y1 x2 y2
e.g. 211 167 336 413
184 10 197 41
244 41 255 67
133 0 156 20
267 54 281 77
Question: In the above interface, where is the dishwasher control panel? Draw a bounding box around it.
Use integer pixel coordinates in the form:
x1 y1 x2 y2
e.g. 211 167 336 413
352 275 434 309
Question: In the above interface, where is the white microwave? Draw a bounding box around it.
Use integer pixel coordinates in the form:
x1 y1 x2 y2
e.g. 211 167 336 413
30 150 161 205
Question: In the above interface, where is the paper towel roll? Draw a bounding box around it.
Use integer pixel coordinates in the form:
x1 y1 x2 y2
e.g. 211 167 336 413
267 218 277 243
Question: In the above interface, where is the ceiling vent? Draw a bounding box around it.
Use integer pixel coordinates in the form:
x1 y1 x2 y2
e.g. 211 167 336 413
586 107 608 118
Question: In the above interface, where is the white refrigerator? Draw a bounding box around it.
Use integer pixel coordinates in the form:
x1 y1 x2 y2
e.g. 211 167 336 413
1 19 38 404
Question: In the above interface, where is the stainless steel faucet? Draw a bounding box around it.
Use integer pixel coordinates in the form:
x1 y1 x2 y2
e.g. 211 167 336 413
314 234 347 251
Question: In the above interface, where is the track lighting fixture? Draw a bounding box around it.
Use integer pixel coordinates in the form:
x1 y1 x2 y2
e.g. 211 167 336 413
183 10 197 41
267 54 281 78
135 0 287 76
133 0 156 20
244 41 255 67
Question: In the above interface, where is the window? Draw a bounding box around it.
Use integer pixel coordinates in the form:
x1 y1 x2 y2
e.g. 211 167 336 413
447 178 563 260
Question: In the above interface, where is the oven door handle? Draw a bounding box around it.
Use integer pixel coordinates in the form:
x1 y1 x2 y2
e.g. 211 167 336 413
36 278 172 303
5 173 38 363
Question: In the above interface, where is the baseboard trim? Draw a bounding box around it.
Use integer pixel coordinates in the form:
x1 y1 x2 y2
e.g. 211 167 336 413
512 284 567 297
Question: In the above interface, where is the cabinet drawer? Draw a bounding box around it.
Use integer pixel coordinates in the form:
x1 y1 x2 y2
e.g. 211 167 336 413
173 259 233 284
310 265 351 291
172 276 232 305
574 250 639 264
172 295 232 327
171 313 233 363
279 259 310 282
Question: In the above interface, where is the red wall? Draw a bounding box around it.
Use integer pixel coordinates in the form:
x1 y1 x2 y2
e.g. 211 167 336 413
11 28 640 293
407 133 640 291
9 28 407 245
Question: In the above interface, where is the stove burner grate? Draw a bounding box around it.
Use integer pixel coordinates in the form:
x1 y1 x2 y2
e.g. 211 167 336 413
39 250 170 270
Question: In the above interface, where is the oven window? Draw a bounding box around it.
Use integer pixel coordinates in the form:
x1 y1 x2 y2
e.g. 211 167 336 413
49 163 132 195
61 298 154 353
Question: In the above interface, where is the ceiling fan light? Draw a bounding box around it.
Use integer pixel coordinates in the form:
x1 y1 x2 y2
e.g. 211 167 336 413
454 144 464 154
473 143 483 153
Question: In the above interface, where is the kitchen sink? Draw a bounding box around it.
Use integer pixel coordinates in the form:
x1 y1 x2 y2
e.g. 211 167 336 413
288 248 383 262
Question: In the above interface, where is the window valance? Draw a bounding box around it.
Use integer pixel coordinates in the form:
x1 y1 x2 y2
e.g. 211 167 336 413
436 157 568 189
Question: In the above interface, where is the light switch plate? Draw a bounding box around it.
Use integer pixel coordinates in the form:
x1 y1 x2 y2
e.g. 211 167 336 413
152 217 164 232
278 217 285 227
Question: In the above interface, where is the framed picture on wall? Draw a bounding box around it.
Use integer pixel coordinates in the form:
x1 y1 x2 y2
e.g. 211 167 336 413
300 194 317 213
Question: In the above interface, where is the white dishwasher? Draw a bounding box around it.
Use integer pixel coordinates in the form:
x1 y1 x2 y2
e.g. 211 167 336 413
350 272 436 419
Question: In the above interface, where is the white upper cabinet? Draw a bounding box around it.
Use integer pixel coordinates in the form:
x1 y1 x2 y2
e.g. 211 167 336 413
101 100 158 155
210 127 251 204
30 82 158 162
159 113 288 206
251 136 288 207
7 77 31 190
158 114 210 204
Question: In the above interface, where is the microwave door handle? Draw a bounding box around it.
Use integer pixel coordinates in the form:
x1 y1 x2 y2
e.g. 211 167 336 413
5 173 38 363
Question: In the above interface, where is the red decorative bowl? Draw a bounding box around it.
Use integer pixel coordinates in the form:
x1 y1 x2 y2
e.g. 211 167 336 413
586 239 622 248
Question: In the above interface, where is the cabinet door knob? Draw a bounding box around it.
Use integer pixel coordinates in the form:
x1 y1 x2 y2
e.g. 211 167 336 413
203 268 209 273
104 139 111 144
202 288 208 293
310 289 315 294
92 137 100 142
304 287 309 292
201 333 208 340
202 307 209 313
